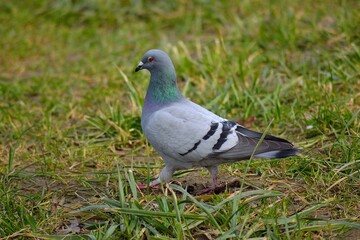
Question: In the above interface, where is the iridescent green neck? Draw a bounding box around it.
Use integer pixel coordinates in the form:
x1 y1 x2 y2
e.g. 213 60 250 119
145 67 182 104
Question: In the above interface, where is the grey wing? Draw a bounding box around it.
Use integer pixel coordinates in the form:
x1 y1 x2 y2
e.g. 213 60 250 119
209 125 298 160
143 103 240 162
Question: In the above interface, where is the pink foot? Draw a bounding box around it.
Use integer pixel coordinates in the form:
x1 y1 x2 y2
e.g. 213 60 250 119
136 183 148 190
136 183 161 191
196 184 227 195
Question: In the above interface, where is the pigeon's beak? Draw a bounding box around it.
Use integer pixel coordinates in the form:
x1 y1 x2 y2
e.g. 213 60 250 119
135 61 144 72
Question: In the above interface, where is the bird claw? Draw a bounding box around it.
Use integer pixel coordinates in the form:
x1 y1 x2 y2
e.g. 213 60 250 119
196 184 227 195
136 183 161 191
136 183 148 190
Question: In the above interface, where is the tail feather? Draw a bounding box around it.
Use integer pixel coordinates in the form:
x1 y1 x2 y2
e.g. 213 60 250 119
209 125 299 161
236 125 292 144
255 148 299 159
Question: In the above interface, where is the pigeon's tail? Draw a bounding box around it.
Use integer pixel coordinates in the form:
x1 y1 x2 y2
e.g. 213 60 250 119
254 148 299 159
236 125 299 160
209 125 299 161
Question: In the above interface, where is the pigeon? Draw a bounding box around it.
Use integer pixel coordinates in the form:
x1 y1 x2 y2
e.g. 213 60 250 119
135 49 298 193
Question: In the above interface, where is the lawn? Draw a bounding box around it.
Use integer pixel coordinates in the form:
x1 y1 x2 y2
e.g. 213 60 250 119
0 0 359 239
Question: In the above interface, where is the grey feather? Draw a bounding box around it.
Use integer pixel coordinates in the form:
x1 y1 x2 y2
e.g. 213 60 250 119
135 49 299 189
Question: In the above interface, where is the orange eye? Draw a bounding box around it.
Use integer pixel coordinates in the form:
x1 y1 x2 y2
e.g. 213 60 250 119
147 56 154 62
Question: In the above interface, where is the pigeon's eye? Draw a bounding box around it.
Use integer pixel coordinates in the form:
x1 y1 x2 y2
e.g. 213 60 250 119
147 56 154 62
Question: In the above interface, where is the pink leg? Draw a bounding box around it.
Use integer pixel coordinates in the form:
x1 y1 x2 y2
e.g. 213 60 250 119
136 178 162 191
136 183 162 191
196 166 227 195
136 183 149 190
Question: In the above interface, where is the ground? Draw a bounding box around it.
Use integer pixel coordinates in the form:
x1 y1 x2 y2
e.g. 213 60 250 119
0 0 359 239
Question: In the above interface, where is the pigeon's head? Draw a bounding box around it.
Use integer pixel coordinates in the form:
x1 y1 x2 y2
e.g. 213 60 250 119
135 49 174 73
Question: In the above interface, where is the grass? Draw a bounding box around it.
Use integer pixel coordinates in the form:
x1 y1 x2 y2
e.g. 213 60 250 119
0 0 359 239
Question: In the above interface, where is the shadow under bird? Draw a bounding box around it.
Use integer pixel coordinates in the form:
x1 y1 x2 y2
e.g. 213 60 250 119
135 49 298 194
